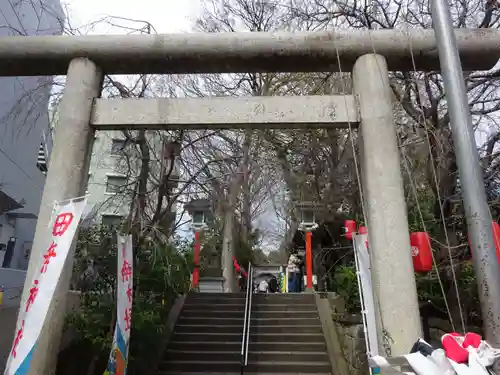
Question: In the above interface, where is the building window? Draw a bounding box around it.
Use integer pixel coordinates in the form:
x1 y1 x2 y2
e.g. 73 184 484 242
101 215 123 228
110 139 126 155
105 176 127 194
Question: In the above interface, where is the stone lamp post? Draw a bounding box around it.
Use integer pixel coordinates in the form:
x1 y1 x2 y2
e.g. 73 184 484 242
184 199 211 290
296 201 319 292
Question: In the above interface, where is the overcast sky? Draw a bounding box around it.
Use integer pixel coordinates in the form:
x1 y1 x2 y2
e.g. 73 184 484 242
61 0 284 251
64 0 202 34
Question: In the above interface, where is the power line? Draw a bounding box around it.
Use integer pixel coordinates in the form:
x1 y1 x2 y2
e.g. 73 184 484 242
0 145 43 189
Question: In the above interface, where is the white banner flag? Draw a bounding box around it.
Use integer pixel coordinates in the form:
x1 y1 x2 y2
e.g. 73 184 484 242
352 233 379 357
4 197 88 375
104 234 133 375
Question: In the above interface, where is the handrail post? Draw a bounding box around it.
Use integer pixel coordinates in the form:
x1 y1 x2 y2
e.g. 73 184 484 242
244 266 253 366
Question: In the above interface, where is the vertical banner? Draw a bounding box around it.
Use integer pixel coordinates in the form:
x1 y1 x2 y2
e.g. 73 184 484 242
4 197 88 375
353 233 379 357
104 234 133 375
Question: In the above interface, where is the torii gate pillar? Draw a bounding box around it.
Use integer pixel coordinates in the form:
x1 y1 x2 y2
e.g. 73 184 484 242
352 54 422 357
18 58 103 375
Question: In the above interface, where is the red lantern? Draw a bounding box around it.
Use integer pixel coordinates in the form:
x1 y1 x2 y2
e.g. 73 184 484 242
345 220 357 240
493 222 500 261
410 232 432 273
469 221 500 266
358 226 368 235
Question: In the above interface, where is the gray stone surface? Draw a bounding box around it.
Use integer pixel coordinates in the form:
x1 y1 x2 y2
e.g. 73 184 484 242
0 29 498 76
328 293 368 375
334 314 369 375
353 53 422 356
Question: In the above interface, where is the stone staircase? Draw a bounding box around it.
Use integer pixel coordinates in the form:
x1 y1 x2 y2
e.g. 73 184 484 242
159 292 332 374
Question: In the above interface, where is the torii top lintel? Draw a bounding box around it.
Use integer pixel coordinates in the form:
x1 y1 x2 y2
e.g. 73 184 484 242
0 29 497 77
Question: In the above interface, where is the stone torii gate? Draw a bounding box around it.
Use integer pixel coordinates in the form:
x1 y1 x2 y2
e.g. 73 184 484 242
3 29 500 374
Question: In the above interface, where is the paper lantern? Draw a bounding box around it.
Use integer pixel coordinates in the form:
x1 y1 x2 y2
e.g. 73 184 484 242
184 199 212 231
347 225 433 273
300 208 316 227
345 220 357 240
468 221 500 265
494 222 500 262
410 232 433 273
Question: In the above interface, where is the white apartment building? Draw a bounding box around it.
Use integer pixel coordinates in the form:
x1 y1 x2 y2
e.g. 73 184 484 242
86 131 133 226
87 130 180 228
44 106 180 229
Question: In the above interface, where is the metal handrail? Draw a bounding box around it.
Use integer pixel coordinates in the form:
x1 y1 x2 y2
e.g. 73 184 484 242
240 263 253 375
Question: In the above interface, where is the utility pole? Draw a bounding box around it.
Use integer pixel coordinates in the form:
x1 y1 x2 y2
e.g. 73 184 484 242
430 0 500 349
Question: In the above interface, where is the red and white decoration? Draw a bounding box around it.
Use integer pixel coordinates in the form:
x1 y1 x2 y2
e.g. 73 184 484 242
345 220 433 273
4 197 88 375
348 218 500 374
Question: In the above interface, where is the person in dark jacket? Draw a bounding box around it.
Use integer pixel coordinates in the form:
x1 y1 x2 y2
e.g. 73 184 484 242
297 254 305 292
287 253 300 292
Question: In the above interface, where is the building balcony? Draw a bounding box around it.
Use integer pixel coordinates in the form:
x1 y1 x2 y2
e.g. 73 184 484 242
0 191 23 215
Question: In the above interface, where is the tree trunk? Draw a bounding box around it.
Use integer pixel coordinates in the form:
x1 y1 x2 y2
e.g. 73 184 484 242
221 131 253 292
221 188 238 292
427 126 457 222
272 146 299 244
241 148 252 246
134 130 150 227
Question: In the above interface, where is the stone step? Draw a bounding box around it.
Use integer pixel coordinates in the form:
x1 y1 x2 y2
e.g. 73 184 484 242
158 360 332 373
181 303 317 312
167 341 327 353
253 303 317 311
174 324 323 334
164 350 329 363
180 309 244 319
176 316 321 327
160 372 331 375
165 293 330 374
184 293 315 305
170 332 325 343
183 298 245 306
187 292 245 299
180 309 317 319
252 293 316 303
185 295 245 304
182 303 246 311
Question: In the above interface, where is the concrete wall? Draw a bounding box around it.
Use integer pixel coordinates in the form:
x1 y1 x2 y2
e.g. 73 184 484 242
333 314 369 375
0 269 26 307
0 305 19 372
328 295 477 375
0 0 64 270
327 293 369 375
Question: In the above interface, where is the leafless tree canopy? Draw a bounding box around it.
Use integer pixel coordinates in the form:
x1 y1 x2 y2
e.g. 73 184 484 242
4 0 500 310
